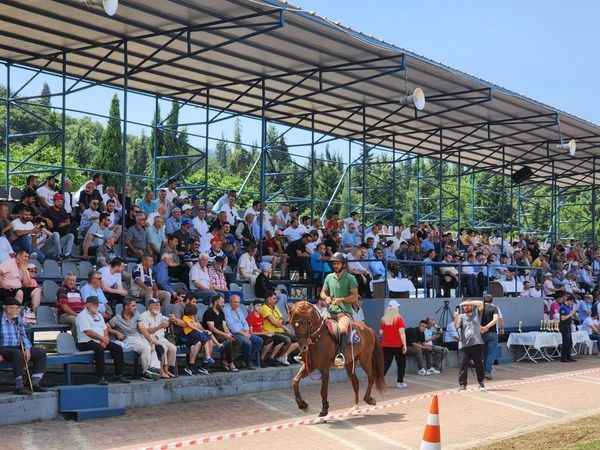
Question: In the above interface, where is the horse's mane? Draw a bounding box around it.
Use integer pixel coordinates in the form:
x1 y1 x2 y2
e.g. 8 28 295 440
290 300 317 320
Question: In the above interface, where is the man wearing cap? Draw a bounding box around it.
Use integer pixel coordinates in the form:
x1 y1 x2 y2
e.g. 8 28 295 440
125 213 149 260
41 192 74 259
76 296 128 385
35 175 57 209
320 252 359 368
0 298 47 394
182 203 194 220
172 218 197 255
139 298 177 378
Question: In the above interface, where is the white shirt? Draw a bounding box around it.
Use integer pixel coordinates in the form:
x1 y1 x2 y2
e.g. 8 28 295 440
99 266 122 289
343 217 360 232
237 252 259 279
138 310 168 339
462 261 475 275
275 210 290 229
387 277 416 293
36 184 56 206
193 217 209 238
0 236 13 263
364 231 379 248
189 263 211 290
63 192 74 214
102 193 122 211
165 188 178 204
219 202 239 225
283 226 302 243
581 317 599 336
75 308 106 343
11 218 34 232
400 228 412 242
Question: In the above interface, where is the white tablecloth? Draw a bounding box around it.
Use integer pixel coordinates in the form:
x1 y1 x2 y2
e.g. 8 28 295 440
507 331 593 353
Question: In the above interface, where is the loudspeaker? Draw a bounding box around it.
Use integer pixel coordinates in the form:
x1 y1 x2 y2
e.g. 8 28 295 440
512 167 533 184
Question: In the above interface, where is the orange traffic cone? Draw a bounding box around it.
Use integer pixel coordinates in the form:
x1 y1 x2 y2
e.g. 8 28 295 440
419 395 441 450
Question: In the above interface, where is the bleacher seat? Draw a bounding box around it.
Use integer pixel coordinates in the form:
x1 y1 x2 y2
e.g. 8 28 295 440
43 259 61 278
78 261 93 279
42 279 59 304
62 260 79 277
9 186 22 201
0 187 8 200
57 332 79 354
36 305 57 325
196 303 207 321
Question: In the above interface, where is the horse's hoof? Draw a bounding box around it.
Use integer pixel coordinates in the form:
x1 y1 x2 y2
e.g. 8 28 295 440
297 400 308 410
318 410 328 417
364 397 376 406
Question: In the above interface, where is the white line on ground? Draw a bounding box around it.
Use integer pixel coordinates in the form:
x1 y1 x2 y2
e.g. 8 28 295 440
463 393 553 419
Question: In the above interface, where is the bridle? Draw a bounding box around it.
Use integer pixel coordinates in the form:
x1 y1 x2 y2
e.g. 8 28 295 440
292 302 325 347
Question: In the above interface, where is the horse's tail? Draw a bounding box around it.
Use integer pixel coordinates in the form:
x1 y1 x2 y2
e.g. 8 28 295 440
371 332 386 393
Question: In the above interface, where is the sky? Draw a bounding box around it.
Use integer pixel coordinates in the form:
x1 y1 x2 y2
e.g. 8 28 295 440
2 1 598 161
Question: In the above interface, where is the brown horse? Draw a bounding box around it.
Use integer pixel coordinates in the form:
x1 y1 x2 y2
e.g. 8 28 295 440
290 301 385 417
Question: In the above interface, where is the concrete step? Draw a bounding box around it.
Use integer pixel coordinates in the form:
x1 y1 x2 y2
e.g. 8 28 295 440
58 385 108 411
62 406 125 421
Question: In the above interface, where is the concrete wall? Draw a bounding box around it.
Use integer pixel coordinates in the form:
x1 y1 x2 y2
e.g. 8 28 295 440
0 391 58 425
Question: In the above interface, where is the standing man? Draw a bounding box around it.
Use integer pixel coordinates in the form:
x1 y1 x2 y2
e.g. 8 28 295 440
480 294 499 380
225 294 263 369
0 298 47 394
559 295 577 363
454 299 486 391
320 252 358 368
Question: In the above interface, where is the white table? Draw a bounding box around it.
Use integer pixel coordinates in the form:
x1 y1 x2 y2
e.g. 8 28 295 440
507 331 593 363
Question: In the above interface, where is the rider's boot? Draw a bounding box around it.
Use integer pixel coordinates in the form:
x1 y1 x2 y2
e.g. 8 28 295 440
334 331 348 368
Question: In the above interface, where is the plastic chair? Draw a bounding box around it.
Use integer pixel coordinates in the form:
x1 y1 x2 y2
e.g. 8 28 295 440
36 305 57 325
42 259 61 278
57 332 78 354
9 187 22 201
61 260 79 277
78 261 93 279
42 280 59 304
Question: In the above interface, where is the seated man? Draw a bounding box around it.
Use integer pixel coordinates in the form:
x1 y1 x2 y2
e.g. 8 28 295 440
99 257 128 308
125 213 149 260
80 271 112 321
78 198 101 239
41 193 75 259
82 212 113 261
138 298 177 379
254 262 275 299
405 320 442 375
320 252 358 368
286 234 311 279
7 206 37 255
581 312 600 341
189 253 217 301
56 272 85 332
310 242 332 283
347 246 372 298
109 298 161 381
208 256 229 298
0 298 47 394
130 254 171 309
259 290 299 366
237 243 260 285
225 294 263 370
76 296 128 385
202 295 236 372
146 215 166 259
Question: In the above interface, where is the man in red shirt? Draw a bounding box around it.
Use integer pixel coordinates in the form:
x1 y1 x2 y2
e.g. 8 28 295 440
246 300 282 367
379 300 407 388
57 272 85 332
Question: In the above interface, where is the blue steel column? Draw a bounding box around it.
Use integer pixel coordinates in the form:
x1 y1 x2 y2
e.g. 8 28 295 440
347 140 352 215
4 63 9 190
551 161 557 244
258 79 267 250
310 113 315 220
593 157 597 247
361 105 367 240
152 95 159 191
392 134 397 226
457 151 461 232
438 130 443 228
204 89 210 209
120 39 128 256
416 156 420 223
61 51 66 188
500 146 505 251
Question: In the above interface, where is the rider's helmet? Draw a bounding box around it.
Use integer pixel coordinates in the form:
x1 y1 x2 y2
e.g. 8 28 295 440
330 252 347 263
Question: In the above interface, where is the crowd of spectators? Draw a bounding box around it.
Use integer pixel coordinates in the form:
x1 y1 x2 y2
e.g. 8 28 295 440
1 174 600 392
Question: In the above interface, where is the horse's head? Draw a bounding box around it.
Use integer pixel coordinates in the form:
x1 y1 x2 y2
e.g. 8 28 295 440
290 300 321 353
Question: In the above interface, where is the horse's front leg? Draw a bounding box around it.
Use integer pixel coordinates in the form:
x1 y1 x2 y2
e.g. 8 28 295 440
293 364 309 410
319 369 330 417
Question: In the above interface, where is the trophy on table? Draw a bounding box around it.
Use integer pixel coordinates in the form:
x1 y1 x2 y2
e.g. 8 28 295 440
518 321 523 333
540 320 544 331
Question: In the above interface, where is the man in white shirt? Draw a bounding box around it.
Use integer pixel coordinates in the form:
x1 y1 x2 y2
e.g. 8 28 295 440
102 186 122 213
400 224 413 242
581 314 600 340
283 218 303 243
237 244 260 286
138 298 177 378
164 179 178 204
275 204 291 230
193 207 210 249
75 296 127 385
99 257 127 308
9 206 37 254
189 253 216 301
343 211 360 233
218 191 239 226
36 175 57 208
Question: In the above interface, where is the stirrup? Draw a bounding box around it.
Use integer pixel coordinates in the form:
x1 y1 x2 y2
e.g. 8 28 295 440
334 353 346 368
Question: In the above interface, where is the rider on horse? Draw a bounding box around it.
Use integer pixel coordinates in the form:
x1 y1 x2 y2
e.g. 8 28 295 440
320 252 359 368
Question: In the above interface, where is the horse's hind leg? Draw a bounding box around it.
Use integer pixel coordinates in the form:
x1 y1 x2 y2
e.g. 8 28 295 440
318 369 330 417
293 365 309 410
345 364 360 407
360 352 376 405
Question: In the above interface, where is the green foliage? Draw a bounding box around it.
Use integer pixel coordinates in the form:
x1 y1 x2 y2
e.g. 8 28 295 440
95 94 123 186
215 131 229 168
66 116 103 168
229 117 252 174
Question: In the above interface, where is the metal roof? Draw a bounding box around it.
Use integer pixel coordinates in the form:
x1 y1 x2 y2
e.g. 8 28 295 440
1 0 599 186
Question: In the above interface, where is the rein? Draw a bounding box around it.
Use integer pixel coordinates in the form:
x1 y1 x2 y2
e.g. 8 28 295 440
292 303 326 374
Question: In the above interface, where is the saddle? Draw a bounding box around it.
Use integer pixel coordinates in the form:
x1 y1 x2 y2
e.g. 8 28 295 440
325 319 360 346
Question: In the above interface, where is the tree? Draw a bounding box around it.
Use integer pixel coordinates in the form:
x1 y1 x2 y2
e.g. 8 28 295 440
66 116 103 168
229 117 252 174
95 94 123 186
215 131 229 167
158 101 188 181
40 83 51 108
145 104 161 181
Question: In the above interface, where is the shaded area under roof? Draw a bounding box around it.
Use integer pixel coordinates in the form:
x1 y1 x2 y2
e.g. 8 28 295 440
0 0 599 186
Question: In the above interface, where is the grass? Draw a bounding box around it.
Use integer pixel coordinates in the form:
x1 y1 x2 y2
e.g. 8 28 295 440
472 414 600 450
